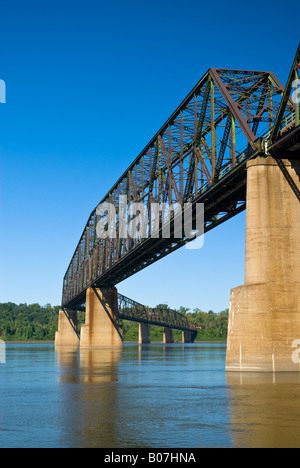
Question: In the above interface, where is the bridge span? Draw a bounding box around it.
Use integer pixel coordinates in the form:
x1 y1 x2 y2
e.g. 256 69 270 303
56 44 300 371
56 289 198 345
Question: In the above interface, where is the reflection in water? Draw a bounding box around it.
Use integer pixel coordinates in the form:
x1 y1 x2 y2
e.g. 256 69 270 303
79 347 123 384
54 345 300 448
227 373 300 448
54 344 231 448
55 345 79 383
4 343 299 447
55 346 123 384
55 345 123 448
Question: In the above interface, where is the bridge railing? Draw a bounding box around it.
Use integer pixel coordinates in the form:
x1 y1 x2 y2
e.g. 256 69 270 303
263 111 296 146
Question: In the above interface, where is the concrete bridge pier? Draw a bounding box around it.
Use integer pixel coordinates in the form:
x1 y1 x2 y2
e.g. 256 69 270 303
163 327 173 344
182 331 192 343
55 309 79 346
226 157 300 372
80 287 123 348
139 323 151 344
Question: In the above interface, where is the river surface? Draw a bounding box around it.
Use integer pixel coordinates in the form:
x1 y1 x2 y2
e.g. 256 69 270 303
1 342 300 448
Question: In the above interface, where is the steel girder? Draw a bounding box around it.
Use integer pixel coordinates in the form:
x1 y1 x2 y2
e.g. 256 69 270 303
268 42 300 156
62 67 291 310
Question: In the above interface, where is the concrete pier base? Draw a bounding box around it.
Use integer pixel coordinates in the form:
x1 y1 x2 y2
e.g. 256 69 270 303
226 283 300 372
55 309 79 346
182 331 192 343
163 327 173 344
139 323 151 344
226 158 300 372
80 287 123 348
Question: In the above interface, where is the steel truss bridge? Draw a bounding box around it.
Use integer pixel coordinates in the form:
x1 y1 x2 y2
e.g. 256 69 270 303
62 44 300 328
118 293 198 339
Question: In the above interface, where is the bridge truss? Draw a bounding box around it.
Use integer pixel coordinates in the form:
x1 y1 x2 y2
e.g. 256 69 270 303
62 45 300 311
118 293 198 337
268 43 300 154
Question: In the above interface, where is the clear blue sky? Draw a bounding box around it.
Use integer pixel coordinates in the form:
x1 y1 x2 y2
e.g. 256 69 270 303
0 0 298 312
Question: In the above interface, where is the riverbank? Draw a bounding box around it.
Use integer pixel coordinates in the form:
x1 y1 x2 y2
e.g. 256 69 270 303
0 302 229 343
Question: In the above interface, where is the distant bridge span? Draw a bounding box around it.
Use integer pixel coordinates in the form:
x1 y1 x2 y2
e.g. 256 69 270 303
117 293 198 335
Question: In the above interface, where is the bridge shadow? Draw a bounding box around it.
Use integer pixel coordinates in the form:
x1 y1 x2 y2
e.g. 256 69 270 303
275 158 300 201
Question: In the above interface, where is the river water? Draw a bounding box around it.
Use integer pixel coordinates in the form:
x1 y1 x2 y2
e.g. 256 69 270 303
1 342 300 448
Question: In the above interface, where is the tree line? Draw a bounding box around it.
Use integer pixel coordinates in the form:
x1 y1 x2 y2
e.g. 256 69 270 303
0 302 228 342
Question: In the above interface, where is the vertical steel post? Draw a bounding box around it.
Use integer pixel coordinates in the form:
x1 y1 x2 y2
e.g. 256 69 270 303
295 66 299 127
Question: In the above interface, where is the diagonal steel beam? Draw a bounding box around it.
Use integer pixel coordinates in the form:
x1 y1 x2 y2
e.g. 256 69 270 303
269 42 300 143
209 68 259 150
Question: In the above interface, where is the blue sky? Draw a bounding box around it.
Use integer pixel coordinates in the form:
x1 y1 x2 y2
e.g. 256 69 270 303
0 0 299 312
